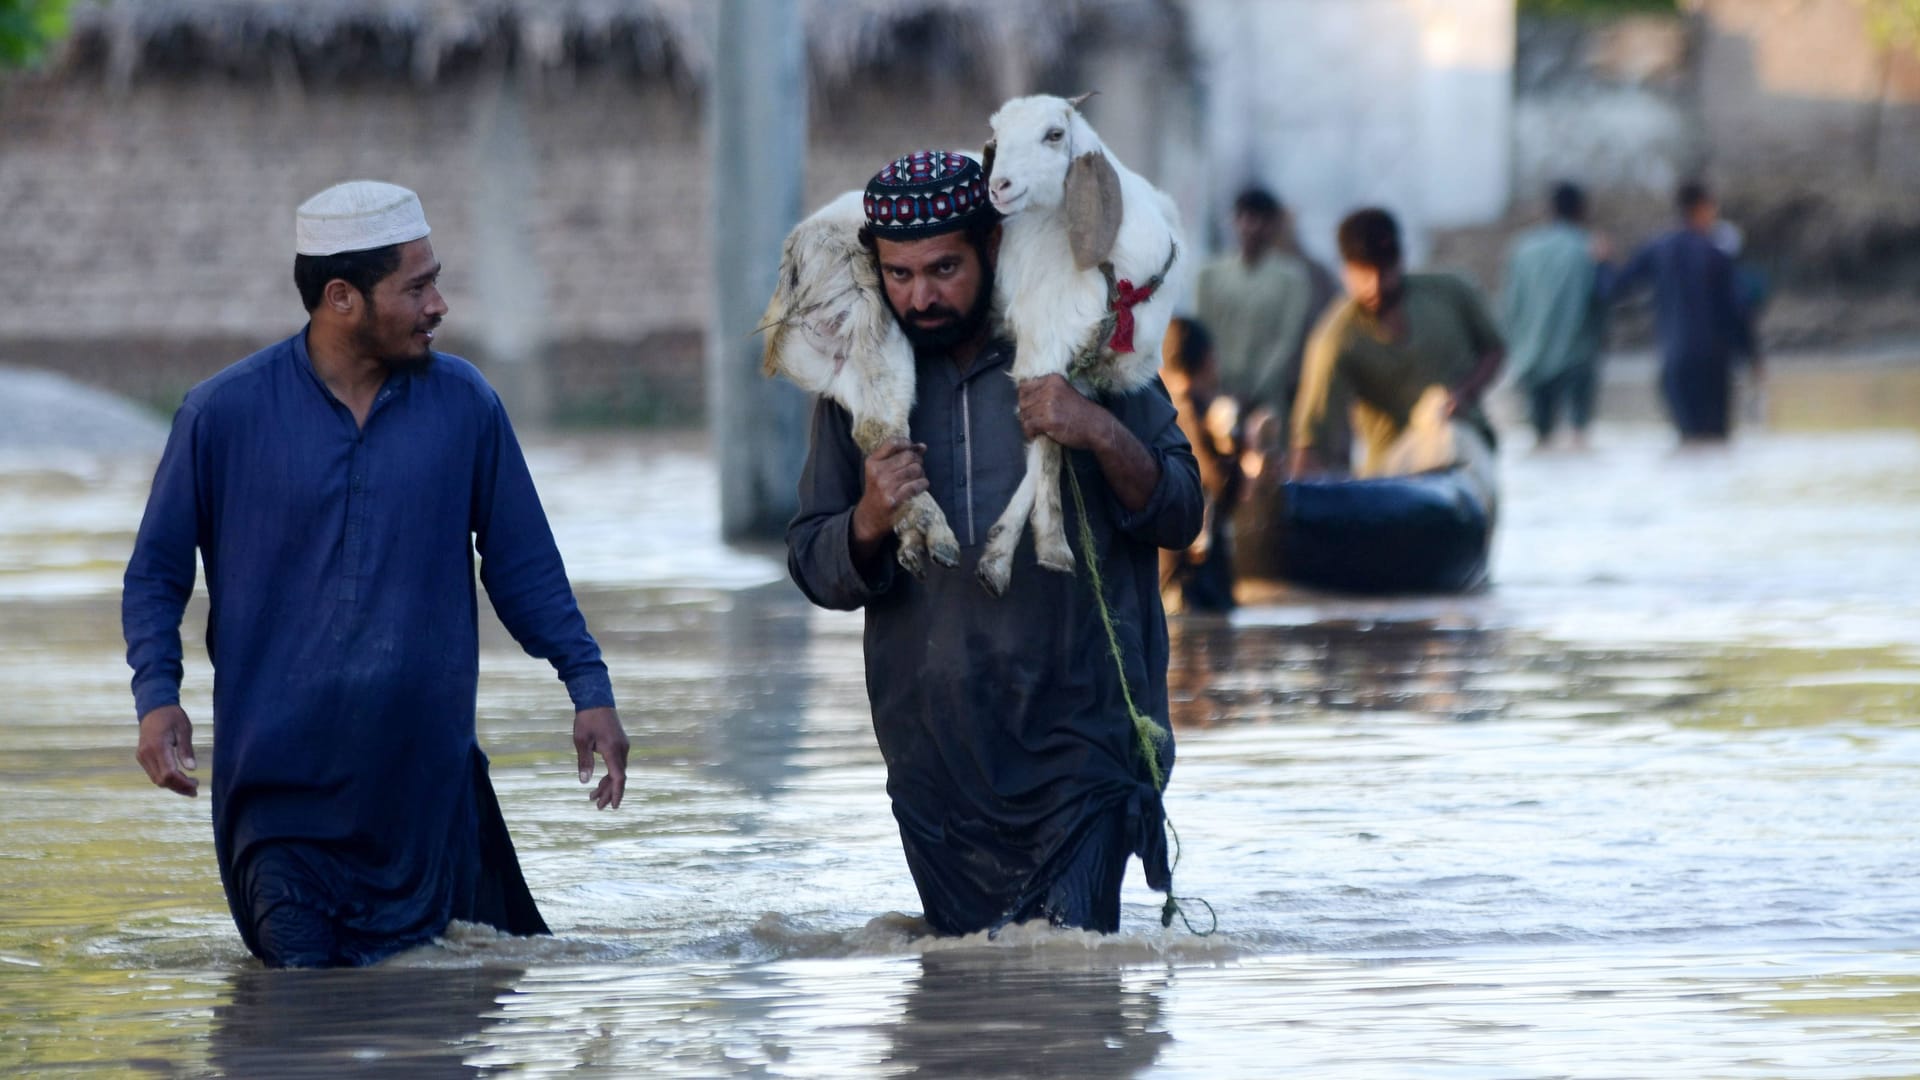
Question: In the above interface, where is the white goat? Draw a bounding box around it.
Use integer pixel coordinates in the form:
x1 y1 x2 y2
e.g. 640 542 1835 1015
761 191 961 577
976 93 1184 596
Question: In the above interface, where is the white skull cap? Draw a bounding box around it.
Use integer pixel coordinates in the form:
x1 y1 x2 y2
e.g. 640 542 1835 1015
295 180 431 256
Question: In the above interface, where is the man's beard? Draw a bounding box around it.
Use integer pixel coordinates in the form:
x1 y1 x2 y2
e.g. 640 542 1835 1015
897 262 995 352
354 302 438 374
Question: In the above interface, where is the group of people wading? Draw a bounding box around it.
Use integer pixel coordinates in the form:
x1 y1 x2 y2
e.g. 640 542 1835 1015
1161 178 1763 613
126 160 1760 968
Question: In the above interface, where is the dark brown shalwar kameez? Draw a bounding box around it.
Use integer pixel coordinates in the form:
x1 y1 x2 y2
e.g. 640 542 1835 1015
786 340 1203 935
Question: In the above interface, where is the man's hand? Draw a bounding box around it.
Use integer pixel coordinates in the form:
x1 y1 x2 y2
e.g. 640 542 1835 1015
1021 374 1163 512
851 438 928 548
573 706 629 810
137 705 199 797
1017 375 1114 451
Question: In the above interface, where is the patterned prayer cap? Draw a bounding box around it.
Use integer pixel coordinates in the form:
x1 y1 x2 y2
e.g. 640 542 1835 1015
862 150 991 240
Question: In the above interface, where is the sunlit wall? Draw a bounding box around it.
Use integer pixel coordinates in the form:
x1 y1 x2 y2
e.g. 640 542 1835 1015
1183 0 1515 264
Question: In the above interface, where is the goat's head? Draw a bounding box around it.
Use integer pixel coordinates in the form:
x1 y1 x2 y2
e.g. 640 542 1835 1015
985 93 1123 270
985 93 1107 216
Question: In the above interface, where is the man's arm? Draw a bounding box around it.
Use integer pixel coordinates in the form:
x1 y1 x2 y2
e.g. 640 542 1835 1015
471 391 627 809
1600 239 1656 304
123 402 205 797
1288 315 1347 479
1017 374 1203 550
1449 277 1508 416
1716 250 1763 373
1450 346 1506 417
787 398 910 610
850 440 929 570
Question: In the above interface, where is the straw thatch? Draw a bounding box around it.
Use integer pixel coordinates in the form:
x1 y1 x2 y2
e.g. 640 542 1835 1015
53 0 1183 91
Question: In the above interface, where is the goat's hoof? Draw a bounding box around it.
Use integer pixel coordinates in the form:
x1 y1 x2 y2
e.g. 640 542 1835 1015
975 556 1012 598
896 539 928 580
929 534 961 569
1036 542 1076 574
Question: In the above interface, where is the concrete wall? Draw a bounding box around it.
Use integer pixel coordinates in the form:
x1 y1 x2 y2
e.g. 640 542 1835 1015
1695 0 1920 183
1512 1 1920 199
1181 0 1515 266
0 67 1009 419
1512 14 1698 198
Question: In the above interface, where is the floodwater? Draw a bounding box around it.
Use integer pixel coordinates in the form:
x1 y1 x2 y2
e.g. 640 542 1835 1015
2 363 1919 1077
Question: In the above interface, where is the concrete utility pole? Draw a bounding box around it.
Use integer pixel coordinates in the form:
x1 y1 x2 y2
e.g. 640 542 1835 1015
708 0 810 541
472 70 550 428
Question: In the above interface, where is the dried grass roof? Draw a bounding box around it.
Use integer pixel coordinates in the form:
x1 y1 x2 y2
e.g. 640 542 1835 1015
53 0 1182 89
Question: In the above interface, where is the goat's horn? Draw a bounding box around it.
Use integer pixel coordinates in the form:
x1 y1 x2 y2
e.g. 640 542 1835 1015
1067 91 1098 110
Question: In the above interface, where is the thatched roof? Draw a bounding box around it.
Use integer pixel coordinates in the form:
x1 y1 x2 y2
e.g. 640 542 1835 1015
52 0 1183 90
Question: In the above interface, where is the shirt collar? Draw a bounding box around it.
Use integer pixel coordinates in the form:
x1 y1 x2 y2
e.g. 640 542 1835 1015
290 323 415 411
920 336 1015 388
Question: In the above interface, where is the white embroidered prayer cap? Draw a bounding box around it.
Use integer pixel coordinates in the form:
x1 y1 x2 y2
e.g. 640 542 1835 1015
294 180 431 256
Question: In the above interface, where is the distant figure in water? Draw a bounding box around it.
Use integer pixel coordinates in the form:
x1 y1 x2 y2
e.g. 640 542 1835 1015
1290 207 1506 479
1192 187 1322 451
1159 317 1241 613
1500 181 1609 451
123 181 629 968
1605 180 1763 443
785 150 1202 935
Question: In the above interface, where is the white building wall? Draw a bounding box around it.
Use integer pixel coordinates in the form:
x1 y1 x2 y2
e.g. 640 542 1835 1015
1182 0 1514 267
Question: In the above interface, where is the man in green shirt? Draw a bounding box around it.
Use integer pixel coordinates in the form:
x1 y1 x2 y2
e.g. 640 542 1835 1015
1290 208 1505 478
1194 188 1317 430
1501 182 1607 450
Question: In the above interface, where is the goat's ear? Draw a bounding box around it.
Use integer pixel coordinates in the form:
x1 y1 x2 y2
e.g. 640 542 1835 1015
980 139 996 181
1064 150 1122 271
1067 91 1097 111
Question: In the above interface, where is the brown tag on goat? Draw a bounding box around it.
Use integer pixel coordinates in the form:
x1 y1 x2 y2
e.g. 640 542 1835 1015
1065 151 1122 272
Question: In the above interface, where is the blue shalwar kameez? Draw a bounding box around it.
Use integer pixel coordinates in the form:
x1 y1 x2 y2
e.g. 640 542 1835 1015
1608 229 1758 439
123 328 614 966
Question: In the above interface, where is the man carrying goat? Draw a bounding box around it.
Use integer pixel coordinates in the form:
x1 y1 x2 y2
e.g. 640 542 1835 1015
785 150 1203 936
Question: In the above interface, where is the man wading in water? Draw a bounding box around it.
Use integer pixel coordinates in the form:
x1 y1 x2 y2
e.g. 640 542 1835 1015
123 181 629 967
786 151 1203 934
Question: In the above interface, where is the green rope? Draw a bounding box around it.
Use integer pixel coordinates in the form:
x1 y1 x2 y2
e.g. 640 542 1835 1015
1157 817 1218 935
1064 460 1167 790
1064 457 1215 937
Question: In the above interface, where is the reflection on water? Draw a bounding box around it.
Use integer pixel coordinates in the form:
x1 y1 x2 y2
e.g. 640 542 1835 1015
210 967 522 1079
704 593 812 799
881 951 1170 1078
3 405 1920 1075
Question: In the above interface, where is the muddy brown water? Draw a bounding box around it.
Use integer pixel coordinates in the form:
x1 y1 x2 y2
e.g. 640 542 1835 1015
1 363 1917 1077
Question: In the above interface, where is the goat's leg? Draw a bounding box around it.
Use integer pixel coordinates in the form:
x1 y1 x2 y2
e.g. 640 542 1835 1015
1029 437 1075 573
906 491 961 569
976 437 1044 597
852 417 932 578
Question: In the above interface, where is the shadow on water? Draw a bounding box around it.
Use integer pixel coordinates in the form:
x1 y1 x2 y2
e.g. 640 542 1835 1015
207 966 523 1080
1170 617 1511 728
703 587 812 799
880 952 1170 1079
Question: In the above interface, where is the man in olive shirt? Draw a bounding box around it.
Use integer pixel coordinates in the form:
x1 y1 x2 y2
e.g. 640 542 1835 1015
1194 188 1317 427
1290 208 1505 478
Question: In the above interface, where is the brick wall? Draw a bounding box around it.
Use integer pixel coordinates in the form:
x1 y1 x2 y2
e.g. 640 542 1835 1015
0 66 1007 420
